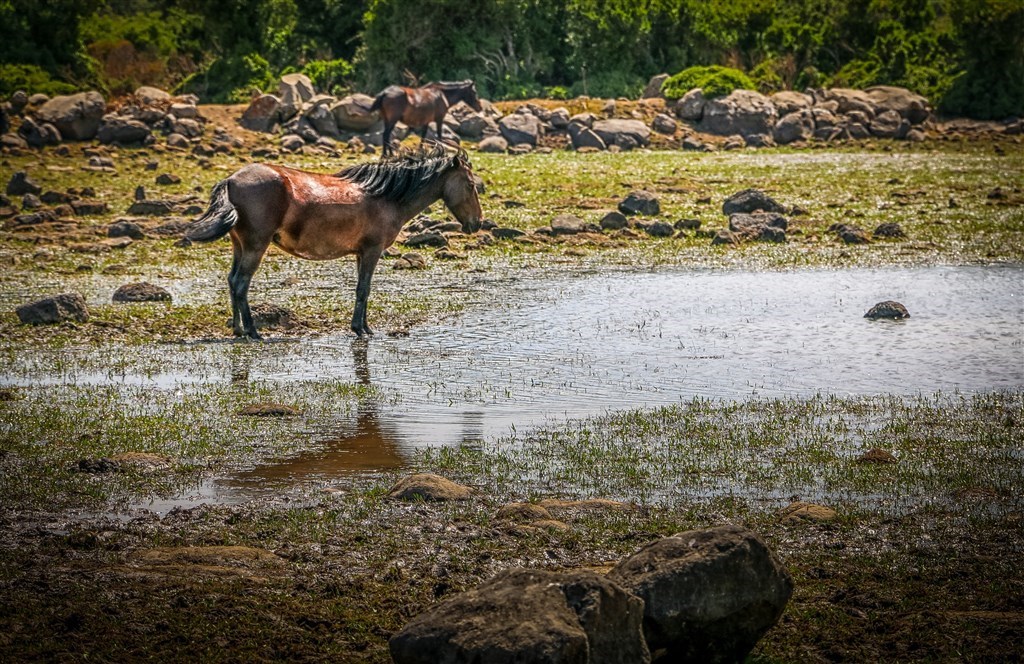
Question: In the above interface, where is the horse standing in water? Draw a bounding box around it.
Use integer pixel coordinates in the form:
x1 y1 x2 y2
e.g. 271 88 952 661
184 145 482 339
370 80 483 156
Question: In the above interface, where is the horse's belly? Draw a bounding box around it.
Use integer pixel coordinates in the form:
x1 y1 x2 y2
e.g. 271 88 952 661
275 213 380 260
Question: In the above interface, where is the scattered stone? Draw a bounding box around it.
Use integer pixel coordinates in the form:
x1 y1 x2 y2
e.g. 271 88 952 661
681 135 705 151
76 457 121 474
675 218 701 230
873 222 905 238
831 223 870 244
652 113 678 135
592 119 651 149
551 214 593 235
618 190 660 216
236 403 300 417
404 231 448 248
6 171 41 196
70 200 109 216
21 193 41 209
857 448 898 464
638 220 675 237
568 124 606 150
609 525 793 663
250 303 300 329
711 229 739 245
96 115 151 144
434 249 465 261
241 94 282 133
388 473 473 501
392 253 428 270
280 134 305 152
496 502 553 522
390 568 649 664
127 199 174 216
477 135 508 153
166 133 189 149
491 227 526 240
156 173 181 185
864 300 910 320
600 211 629 231
17 116 61 147
722 188 785 215
780 501 837 523
112 282 172 303
15 293 89 324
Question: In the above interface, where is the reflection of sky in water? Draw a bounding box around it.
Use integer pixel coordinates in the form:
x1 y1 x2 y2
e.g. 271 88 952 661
4 265 1022 511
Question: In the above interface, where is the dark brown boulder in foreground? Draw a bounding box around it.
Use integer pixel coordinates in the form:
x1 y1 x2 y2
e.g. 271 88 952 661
112 282 172 303
865 301 910 319
609 525 792 664
16 293 89 324
390 568 650 664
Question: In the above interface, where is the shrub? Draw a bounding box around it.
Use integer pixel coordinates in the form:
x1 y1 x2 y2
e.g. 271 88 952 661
302 59 354 96
0 64 78 98
660 66 755 100
178 53 276 103
544 85 570 100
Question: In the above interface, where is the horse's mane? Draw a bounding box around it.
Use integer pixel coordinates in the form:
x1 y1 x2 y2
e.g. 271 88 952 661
433 80 474 91
337 145 457 204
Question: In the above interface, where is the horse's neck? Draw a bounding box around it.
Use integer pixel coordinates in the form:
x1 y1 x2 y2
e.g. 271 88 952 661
441 88 467 106
393 175 449 222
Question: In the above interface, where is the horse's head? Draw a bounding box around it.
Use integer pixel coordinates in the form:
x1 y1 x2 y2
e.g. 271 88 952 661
442 147 482 234
460 80 484 113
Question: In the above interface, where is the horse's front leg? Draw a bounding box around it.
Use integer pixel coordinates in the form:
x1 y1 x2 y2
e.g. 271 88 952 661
352 249 382 337
381 122 394 157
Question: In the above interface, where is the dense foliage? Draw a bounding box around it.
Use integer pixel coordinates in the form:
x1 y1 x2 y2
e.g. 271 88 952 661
661 66 756 99
0 0 1020 117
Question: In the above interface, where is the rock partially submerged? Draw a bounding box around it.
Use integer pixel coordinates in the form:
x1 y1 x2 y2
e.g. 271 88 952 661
865 301 910 319
388 473 473 501
16 293 89 324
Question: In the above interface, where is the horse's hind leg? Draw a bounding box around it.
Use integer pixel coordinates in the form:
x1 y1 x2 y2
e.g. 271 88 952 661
352 249 382 337
228 234 243 335
229 238 270 340
381 121 394 157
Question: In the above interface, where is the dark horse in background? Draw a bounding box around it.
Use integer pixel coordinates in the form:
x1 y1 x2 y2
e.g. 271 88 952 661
184 145 482 339
370 80 483 156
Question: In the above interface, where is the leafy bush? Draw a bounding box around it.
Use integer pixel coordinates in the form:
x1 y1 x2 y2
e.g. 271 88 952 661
0 64 77 98
178 53 276 103
302 58 354 96
544 86 570 100
661 65 755 100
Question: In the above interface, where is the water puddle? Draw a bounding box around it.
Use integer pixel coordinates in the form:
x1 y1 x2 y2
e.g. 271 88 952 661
5 265 1023 511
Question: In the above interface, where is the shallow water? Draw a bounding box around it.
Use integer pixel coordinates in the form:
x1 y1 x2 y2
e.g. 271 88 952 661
6 264 1023 510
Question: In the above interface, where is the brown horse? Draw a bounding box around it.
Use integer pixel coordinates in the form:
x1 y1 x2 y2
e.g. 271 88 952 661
184 145 482 339
370 80 483 156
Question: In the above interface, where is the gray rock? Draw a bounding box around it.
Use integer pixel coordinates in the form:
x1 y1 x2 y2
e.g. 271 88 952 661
728 211 788 241
112 282 172 303
9 90 29 114
873 222 906 239
166 133 190 148
773 110 814 144
569 112 596 128
477 135 508 153
155 173 181 185
551 214 593 235
675 89 706 121
108 220 145 240
593 119 650 149
491 227 526 240
569 124 606 150
619 191 660 216
171 118 204 138
1 133 29 150
127 199 174 216
458 114 499 139
722 189 785 215
642 73 670 99
638 220 675 237
770 91 813 116
681 135 705 151
390 568 650 664
404 231 448 248
331 93 379 131
278 73 315 121
869 110 909 139
711 229 739 245
21 193 41 209
744 133 775 148
280 134 305 152
168 103 198 119
34 91 106 140
831 223 870 244
652 113 677 135
16 293 89 324
17 116 61 147
821 88 877 117
864 85 930 124
134 86 171 106
865 300 910 319
240 94 282 133
548 107 571 129
6 171 41 196
304 101 340 138
600 211 629 230
71 199 108 216
499 113 542 146
97 115 151 144
609 525 793 663
701 90 777 137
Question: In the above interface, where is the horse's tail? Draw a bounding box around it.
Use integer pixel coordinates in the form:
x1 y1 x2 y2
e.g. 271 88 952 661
185 179 237 242
369 92 384 114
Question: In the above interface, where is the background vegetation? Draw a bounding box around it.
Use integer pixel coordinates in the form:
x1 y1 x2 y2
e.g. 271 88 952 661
0 0 1021 118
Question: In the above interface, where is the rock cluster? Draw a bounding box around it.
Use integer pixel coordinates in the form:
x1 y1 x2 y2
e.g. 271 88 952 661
390 524 793 663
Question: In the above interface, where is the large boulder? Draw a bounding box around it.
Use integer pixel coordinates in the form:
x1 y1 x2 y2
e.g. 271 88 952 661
821 88 877 118
97 115 152 145
390 568 650 664
722 188 785 215
701 90 777 137
16 293 89 324
17 117 61 147
642 73 670 99
134 86 171 106
34 91 106 140
457 114 499 139
770 91 813 116
864 85 931 124
499 113 542 146
772 110 814 144
619 191 660 216
592 119 650 149
240 94 282 133
869 109 910 139
278 73 315 121
303 97 340 138
609 525 793 663
330 93 379 131
568 122 606 150
674 89 706 121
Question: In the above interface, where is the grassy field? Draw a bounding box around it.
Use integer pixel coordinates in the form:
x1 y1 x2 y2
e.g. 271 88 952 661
1 123 1022 661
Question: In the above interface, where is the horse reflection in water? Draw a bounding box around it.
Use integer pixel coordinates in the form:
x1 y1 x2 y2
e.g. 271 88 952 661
224 341 405 490
185 144 482 339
